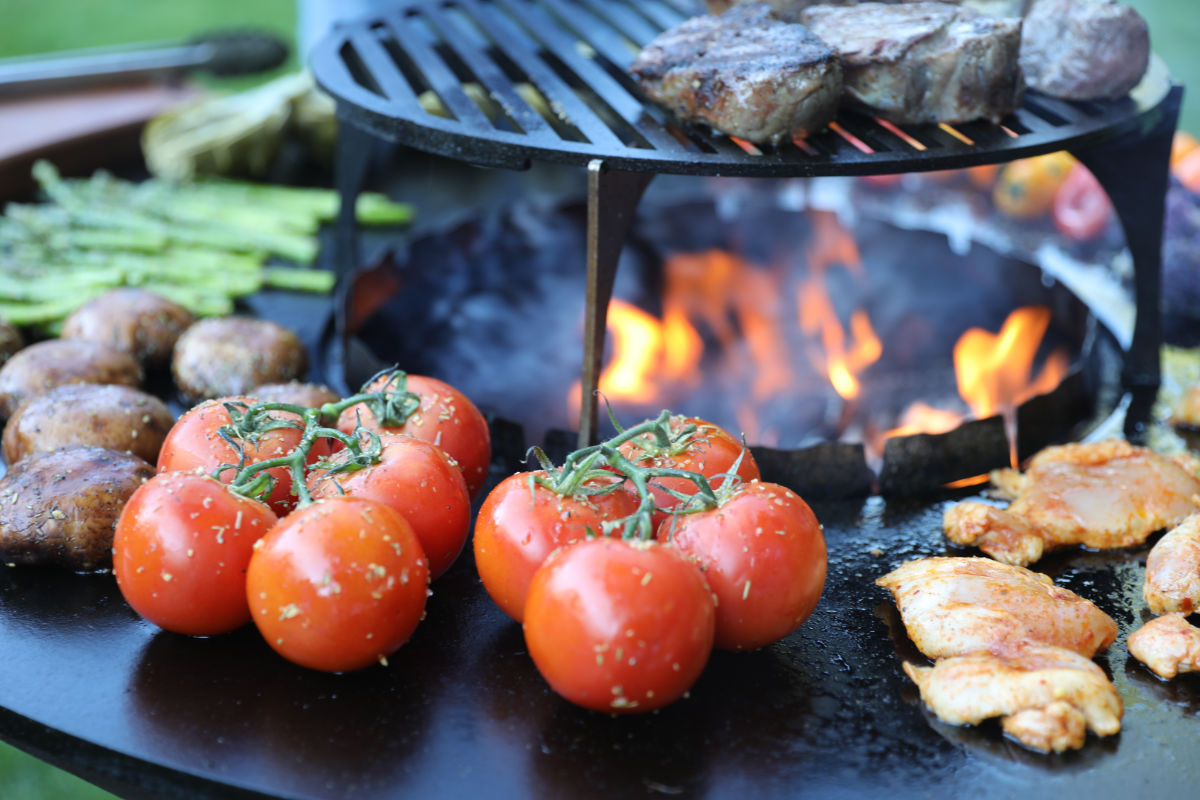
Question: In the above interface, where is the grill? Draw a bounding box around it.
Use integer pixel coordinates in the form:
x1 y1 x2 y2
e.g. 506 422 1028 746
310 0 1182 442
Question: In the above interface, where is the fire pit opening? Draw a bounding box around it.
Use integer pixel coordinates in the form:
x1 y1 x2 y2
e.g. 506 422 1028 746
346 169 1122 497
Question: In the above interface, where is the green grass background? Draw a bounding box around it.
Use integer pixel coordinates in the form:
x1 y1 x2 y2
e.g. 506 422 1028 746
0 1 1195 798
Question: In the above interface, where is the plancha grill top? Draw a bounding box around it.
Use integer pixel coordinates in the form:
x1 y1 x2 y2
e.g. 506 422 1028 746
310 0 1176 176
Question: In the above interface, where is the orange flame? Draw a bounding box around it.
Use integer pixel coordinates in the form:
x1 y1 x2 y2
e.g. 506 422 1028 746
798 282 881 401
953 306 1067 419
885 402 965 439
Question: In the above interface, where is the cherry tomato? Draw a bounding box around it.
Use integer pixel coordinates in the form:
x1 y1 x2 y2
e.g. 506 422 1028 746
114 472 277 635
158 396 312 516
338 373 491 498
473 470 640 623
1052 162 1114 241
523 537 715 713
246 496 429 672
658 480 826 651
618 415 759 530
993 151 1075 219
308 433 471 580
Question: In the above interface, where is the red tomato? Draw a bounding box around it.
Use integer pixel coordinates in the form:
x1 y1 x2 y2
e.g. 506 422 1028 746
308 433 471 579
338 373 491 498
658 480 826 651
473 470 639 622
114 472 277 635
158 396 311 516
1171 130 1199 168
523 537 715 713
618 415 759 529
1052 162 1113 241
246 496 429 672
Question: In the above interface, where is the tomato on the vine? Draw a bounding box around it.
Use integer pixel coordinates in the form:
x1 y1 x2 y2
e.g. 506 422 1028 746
114 472 277 635
659 480 826 651
158 396 312 516
337 373 491 498
617 415 759 529
246 496 429 672
1052 162 1113 241
523 537 715 713
474 470 639 622
308 433 471 580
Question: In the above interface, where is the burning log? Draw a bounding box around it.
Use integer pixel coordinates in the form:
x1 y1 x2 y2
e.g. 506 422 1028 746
750 441 874 499
878 417 1010 496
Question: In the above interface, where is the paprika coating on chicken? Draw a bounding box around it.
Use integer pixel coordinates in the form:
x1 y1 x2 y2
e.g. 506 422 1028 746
877 556 1117 659
903 643 1122 753
944 440 1200 567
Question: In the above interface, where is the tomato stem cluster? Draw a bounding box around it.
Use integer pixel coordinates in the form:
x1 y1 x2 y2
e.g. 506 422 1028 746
539 409 748 541
217 367 420 507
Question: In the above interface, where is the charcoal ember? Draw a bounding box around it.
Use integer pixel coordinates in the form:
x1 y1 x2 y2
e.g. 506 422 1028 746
629 3 843 144
878 417 1009 495
1020 0 1149 100
750 442 874 499
800 2 1024 125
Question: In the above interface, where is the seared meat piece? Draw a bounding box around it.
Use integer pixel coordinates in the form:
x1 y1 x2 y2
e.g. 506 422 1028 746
0 339 142 420
903 643 1122 752
944 440 1200 567
801 2 1024 124
1128 614 1200 680
1143 513 1200 615
2 383 174 466
60 288 195 370
705 0 860 22
0 447 154 571
1020 0 1149 100
172 316 308 403
877 556 1117 659
629 3 843 144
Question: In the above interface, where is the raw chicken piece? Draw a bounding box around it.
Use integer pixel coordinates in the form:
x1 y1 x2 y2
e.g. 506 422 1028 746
903 643 1123 753
1144 514 1200 615
944 440 1200 566
877 557 1117 659
1127 613 1200 680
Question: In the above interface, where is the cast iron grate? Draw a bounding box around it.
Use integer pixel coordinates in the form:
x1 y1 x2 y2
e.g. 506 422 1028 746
310 0 1173 175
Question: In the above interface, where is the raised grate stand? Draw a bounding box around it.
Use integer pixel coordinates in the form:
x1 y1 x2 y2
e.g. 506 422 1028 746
311 0 1183 445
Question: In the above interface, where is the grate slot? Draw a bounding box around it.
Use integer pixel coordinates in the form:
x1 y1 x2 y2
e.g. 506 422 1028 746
828 113 901 155
381 12 494 127
347 29 420 105
624 0 693 32
423 4 557 137
490 0 690 154
462 0 627 147
572 0 663 49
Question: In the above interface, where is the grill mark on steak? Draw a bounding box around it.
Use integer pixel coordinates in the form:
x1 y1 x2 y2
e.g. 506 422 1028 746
801 2 1024 125
629 3 843 145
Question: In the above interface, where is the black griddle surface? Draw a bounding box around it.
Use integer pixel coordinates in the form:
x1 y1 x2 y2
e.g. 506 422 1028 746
0 487 1196 799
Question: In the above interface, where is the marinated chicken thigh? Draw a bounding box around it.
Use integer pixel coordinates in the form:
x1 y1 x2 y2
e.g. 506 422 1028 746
877 557 1117 659
1143 513 1200 615
1127 613 1200 680
944 440 1200 566
903 643 1123 753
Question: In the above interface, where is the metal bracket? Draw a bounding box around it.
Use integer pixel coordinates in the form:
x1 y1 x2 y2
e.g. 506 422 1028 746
1070 83 1183 394
577 159 655 447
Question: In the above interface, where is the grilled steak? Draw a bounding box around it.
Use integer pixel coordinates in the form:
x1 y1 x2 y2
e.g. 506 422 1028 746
801 2 1024 125
705 0 861 22
1020 0 1149 100
629 3 843 144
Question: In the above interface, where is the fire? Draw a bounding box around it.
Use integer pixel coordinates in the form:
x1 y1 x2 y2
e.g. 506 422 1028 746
886 402 965 438
798 282 881 401
954 306 1068 419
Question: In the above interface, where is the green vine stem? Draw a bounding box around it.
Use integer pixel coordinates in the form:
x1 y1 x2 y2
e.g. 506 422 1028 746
213 367 421 507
